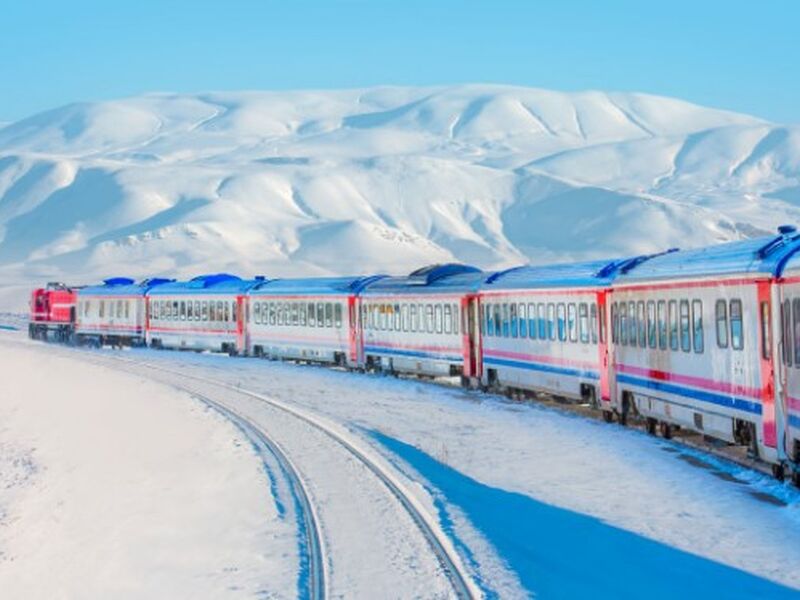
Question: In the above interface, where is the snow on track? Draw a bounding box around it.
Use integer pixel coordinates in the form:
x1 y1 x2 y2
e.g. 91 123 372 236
71 349 479 599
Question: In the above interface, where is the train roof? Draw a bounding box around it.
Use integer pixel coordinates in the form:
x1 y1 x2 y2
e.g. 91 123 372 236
614 226 800 283
147 273 262 295
78 277 174 296
361 263 487 295
249 275 385 296
481 253 671 290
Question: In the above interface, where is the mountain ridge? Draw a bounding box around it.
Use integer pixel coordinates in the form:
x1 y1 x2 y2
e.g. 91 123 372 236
0 84 798 309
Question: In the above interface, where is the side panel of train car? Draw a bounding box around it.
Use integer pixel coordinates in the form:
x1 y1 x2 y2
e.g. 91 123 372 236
775 252 800 479
246 276 384 366
146 274 258 354
359 265 485 379
76 278 172 346
28 283 77 341
478 259 638 404
611 231 800 465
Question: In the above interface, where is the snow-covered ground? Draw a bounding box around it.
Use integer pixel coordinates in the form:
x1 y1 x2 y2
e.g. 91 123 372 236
0 337 298 599
2 85 800 311
3 326 800 598
5 327 800 598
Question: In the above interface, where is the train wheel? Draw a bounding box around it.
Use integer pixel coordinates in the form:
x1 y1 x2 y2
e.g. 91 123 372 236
772 464 786 482
602 410 614 423
659 422 673 439
646 418 657 436
792 470 800 488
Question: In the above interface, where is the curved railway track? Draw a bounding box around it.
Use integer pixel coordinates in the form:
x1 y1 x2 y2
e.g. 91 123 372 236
72 348 481 600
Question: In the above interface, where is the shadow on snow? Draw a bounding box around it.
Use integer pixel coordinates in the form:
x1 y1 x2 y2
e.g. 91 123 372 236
369 430 799 600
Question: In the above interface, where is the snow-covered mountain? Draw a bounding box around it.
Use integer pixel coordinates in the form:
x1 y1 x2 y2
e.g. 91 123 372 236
1 85 799 308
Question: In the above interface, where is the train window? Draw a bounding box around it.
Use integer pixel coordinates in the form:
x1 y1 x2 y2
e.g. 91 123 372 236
498 303 507 337
177 301 184 321
579 303 589 343
619 302 628 345
335 304 343 328
537 303 546 339
611 303 619 343
627 301 637 347
434 304 442 334
599 304 607 344
393 304 400 331
325 303 333 328
125 301 130 320
568 303 578 342
692 300 704 353
493 304 501 337
308 302 316 327
186 301 194 321
557 303 567 341
297 303 305 326
679 300 691 352
518 303 527 338
315 302 322 328
194 301 201 321
225 302 231 323
199 301 206 321
387 304 395 331
793 299 800 364
782 300 792 366
268 303 275 326
276 303 284 325
510 303 519 338
83 301 90 317
760 302 771 360
716 300 729 349
288 303 296 326
218 301 225 322
528 303 536 339
588 303 596 344
444 305 452 334
401 304 408 332
232 301 237 323
646 301 656 348
254 302 262 324
410 304 418 333
657 301 667 349
453 304 460 335
637 301 646 347
730 299 744 350
668 300 679 350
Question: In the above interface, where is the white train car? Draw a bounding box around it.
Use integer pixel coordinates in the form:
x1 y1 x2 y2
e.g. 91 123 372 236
245 276 383 366
359 264 486 380
76 278 171 346
610 228 800 469
478 258 648 406
145 274 259 354
774 246 800 484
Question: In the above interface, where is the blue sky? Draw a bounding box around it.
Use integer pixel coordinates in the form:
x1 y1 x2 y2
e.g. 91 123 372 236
1 0 798 123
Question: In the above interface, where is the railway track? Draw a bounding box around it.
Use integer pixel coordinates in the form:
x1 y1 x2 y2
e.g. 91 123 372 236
71 348 481 600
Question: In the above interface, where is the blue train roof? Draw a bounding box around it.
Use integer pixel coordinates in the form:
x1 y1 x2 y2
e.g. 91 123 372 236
481 252 675 290
615 226 800 283
362 263 487 295
147 274 263 295
249 275 386 296
78 277 174 297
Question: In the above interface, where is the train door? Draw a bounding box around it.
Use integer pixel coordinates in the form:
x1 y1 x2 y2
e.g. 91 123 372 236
348 295 359 365
461 295 482 382
236 295 246 353
596 290 611 404
757 281 778 451
604 291 619 413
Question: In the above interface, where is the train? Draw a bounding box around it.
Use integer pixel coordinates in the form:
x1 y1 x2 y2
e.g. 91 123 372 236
27 225 800 486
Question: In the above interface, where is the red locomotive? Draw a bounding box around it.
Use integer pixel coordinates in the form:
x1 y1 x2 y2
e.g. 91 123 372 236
28 282 77 342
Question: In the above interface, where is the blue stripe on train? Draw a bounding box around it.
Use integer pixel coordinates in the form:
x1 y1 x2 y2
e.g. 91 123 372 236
616 374 762 415
364 345 462 362
789 414 800 429
483 356 600 380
